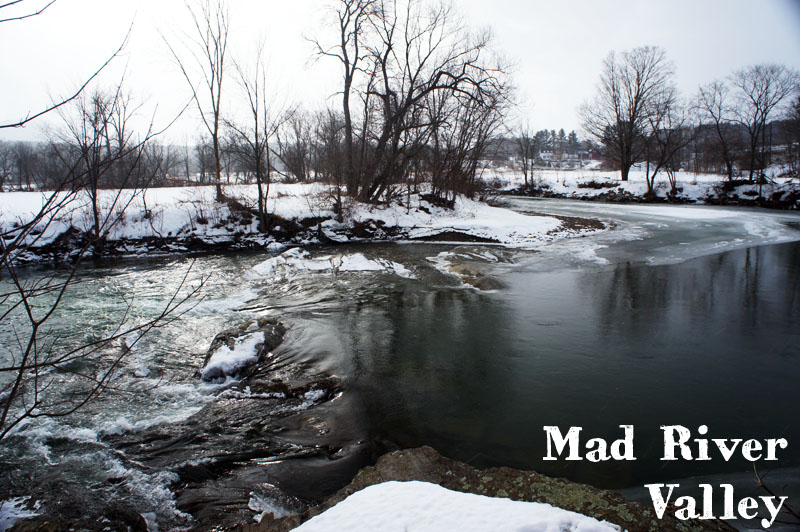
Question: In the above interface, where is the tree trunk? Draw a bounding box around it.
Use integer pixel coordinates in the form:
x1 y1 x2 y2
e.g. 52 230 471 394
213 135 223 200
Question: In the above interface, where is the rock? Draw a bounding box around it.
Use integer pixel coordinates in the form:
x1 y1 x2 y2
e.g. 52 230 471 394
200 318 287 382
9 504 149 532
446 263 503 291
241 446 737 532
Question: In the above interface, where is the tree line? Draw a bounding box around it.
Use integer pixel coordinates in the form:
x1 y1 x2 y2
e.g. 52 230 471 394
576 46 799 197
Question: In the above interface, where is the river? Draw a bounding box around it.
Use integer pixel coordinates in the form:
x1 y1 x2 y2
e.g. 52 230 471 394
1 198 799 531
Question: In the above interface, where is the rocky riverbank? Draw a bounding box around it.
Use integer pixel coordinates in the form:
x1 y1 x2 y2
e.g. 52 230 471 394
6 313 742 532
244 446 737 532
7 318 378 532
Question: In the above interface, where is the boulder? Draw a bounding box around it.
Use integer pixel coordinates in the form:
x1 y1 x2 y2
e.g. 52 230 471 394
201 318 286 382
243 446 737 532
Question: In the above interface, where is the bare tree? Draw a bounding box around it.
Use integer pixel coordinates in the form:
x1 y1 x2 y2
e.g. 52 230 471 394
228 44 293 231
514 122 536 188
362 0 509 203
730 64 799 185
645 95 693 197
276 111 314 183
0 0 57 24
785 95 800 175
312 0 378 195
425 78 507 201
0 141 12 191
12 141 38 190
312 0 510 204
642 83 680 195
696 80 738 181
1 99 197 440
0 1 129 131
580 46 675 182
52 84 166 253
312 107 348 218
165 0 230 200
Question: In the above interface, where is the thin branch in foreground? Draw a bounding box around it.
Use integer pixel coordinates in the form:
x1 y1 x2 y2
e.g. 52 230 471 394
0 24 130 129
0 0 57 24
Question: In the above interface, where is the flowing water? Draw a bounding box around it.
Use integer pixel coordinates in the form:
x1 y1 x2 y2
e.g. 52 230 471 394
1 198 799 531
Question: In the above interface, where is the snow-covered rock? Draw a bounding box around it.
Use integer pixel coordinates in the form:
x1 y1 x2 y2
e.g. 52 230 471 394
200 318 286 382
292 481 620 532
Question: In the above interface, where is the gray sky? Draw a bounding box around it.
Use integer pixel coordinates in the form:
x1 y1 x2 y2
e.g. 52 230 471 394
1 0 799 143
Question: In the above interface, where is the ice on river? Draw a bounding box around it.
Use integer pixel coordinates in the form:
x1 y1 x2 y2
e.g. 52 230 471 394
247 248 414 280
507 199 800 267
292 481 620 532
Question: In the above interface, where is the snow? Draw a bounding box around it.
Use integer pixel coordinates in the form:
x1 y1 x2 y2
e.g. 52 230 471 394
486 166 799 205
291 481 620 532
3 170 796 264
249 493 293 523
343 194 562 245
201 331 265 381
0 183 572 261
248 248 414 280
0 498 39 532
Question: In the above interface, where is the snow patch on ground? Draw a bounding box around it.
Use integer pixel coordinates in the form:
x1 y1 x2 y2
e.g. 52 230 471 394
341 194 563 246
201 332 265 381
292 481 620 532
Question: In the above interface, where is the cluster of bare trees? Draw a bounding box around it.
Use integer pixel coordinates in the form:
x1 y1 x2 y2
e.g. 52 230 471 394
313 0 511 207
697 65 799 184
4 0 512 220
162 0 512 219
579 46 799 196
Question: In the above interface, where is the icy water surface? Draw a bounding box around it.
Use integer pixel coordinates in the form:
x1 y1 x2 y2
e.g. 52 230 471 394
1 199 799 530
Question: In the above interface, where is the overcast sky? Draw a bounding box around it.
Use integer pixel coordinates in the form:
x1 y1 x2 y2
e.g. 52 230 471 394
1 0 799 143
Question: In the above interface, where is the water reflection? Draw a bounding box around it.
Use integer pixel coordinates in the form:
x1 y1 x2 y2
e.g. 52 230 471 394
341 242 800 489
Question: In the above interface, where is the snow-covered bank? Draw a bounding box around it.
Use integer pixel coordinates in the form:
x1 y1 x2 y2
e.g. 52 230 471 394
486 167 800 208
258 446 736 532
0 183 589 263
292 481 619 532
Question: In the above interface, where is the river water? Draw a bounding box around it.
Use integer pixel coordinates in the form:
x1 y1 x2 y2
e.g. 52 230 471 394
1 198 799 531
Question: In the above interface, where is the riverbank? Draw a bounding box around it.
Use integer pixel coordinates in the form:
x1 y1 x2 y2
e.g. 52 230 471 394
0 184 602 265
487 168 800 209
244 446 735 532
5 170 797 265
